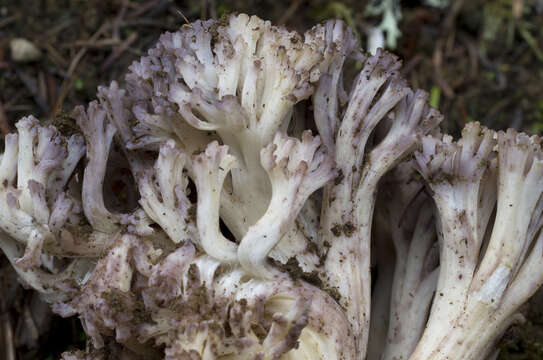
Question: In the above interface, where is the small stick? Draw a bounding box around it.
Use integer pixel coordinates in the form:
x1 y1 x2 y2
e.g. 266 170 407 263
67 39 122 48
112 0 129 41
209 0 217 19
67 22 109 76
46 74 57 111
100 32 138 71
38 71 47 106
0 102 10 135
126 0 162 19
201 0 208 20
43 43 69 68
12 66 50 114
1 312 15 360
40 18 74 40
50 23 110 119
0 14 20 29
278 0 304 25
21 304 40 346
174 9 191 26
432 42 455 99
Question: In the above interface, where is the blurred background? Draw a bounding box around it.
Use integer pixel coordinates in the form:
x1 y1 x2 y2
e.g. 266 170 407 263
0 0 542 358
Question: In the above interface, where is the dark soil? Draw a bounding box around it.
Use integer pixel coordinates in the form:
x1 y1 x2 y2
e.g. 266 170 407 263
0 0 542 359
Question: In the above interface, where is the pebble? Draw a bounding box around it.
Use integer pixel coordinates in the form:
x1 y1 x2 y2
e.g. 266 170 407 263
10 38 42 63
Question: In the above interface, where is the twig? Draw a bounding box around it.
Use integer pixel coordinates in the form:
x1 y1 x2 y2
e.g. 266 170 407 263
12 66 50 114
66 39 122 48
67 22 109 76
112 0 129 41
38 71 47 107
50 22 110 119
2 90 24 109
3 104 34 112
119 19 180 30
43 43 69 68
100 32 138 71
518 25 543 62
459 34 479 79
21 304 40 346
209 0 217 19
512 0 524 19
0 14 20 29
126 0 163 19
51 75 77 120
510 107 524 130
126 48 145 57
170 7 191 26
46 74 57 111
445 30 456 56
1 312 15 360
0 47 7 69
400 54 423 76
432 42 455 99
443 0 465 32
484 98 513 125
0 102 10 135
457 96 469 124
201 0 208 20
278 0 304 25
40 18 74 40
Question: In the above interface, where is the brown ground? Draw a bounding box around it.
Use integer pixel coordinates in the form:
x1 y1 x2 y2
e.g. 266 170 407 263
0 0 542 358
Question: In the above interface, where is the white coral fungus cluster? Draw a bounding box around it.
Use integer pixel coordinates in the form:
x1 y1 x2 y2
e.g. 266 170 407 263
1 14 542 360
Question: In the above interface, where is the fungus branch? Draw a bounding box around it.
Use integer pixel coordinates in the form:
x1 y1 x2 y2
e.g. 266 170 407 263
409 125 543 359
318 53 441 354
238 131 335 278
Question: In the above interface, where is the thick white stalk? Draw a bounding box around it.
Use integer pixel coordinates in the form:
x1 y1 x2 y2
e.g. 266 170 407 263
323 176 377 357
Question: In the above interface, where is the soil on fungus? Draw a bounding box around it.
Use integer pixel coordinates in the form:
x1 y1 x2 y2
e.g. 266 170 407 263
0 0 542 359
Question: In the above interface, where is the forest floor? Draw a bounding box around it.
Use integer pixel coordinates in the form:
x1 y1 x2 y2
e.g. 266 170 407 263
0 0 542 358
